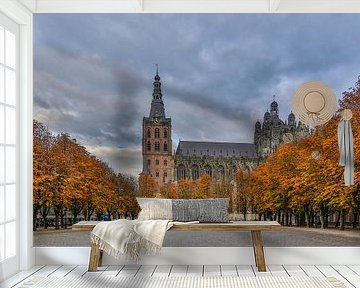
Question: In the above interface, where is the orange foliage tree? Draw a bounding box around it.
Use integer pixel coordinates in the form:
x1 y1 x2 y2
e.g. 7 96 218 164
138 174 156 198
248 76 360 229
33 121 139 229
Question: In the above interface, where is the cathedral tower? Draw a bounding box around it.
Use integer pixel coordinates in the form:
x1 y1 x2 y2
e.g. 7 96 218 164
142 66 172 188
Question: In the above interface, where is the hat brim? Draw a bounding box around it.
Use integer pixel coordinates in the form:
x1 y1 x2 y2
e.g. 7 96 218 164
292 81 337 127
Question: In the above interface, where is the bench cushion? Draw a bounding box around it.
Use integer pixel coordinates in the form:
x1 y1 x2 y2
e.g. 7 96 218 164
137 198 173 220
172 198 229 223
137 198 229 223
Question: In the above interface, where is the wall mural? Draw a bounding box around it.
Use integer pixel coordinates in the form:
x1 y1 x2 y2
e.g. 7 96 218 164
33 14 360 248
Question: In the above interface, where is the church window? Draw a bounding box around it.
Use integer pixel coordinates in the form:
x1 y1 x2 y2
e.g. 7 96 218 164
205 165 212 177
191 165 199 180
177 165 185 180
164 141 168 151
164 129 167 138
164 171 168 178
155 141 160 152
147 159 151 166
164 160 168 166
147 128 151 138
218 166 225 180
147 141 151 151
156 159 159 165
155 128 160 138
156 172 159 177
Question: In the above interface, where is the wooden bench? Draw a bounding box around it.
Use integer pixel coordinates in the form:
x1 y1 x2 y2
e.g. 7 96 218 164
72 221 281 273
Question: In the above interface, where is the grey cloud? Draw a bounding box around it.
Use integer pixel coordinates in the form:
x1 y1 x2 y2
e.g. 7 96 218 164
34 13 360 175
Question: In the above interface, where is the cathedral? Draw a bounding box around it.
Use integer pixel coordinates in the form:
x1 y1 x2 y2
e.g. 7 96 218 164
254 98 310 158
142 69 309 188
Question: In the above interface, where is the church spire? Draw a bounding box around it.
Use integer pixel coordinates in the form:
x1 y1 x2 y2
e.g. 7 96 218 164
270 94 279 116
152 64 162 100
149 65 165 119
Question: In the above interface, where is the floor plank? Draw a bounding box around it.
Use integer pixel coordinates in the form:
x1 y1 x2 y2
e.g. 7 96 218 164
316 265 353 287
268 265 289 277
117 265 140 277
300 265 324 277
2 264 359 287
349 266 360 276
66 265 88 277
102 265 124 277
82 265 108 278
332 266 360 288
49 265 76 277
169 265 187 277
32 266 61 277
187 265 203 277
152 265 172 277
221 265 238 277
283 265 307 277
204 265 221 277
252 265 272 277
236 265 255 277
136 265 156 277
0 266 45 288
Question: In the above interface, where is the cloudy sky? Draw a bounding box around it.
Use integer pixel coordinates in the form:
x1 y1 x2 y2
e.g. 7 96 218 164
34 14 360 176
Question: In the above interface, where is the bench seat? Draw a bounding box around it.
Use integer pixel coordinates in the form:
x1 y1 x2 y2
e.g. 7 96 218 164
73 220 281 273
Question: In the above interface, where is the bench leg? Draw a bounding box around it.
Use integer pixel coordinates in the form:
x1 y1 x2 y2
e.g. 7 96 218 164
88 242 102 272
251 231 266 272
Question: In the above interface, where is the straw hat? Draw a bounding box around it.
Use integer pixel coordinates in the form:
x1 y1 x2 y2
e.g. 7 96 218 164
292 81 337 127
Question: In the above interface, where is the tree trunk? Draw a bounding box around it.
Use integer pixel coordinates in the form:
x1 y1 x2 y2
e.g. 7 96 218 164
340 209 346 230
320 208 326 229
54 210 60 230
71 205 82 225
59 207 66 229
40 206 51 229
61 207 67 229
324 214 329 228
335 211 340 228
295 214 299 227
84 208 94 221
310 211 315 227
33 205 40 231
305 211 311 228
353 212 358 229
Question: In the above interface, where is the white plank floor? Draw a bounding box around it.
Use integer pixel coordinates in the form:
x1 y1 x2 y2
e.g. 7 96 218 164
1 265 360 288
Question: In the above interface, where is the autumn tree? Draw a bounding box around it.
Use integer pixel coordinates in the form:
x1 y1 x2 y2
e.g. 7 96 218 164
138 174 156 198
33 120 56 230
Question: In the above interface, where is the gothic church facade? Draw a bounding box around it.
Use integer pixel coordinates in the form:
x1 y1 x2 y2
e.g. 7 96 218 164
142 70 308 188
254 99 309 158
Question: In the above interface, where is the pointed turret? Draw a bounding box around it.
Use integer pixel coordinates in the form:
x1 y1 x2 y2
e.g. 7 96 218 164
149 65 166 119
270 95 279 116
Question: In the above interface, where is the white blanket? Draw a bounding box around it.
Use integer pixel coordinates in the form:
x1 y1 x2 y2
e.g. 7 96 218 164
91 219 173 261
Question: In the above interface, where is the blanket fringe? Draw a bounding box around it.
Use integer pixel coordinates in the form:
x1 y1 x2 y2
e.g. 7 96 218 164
91 230 162 262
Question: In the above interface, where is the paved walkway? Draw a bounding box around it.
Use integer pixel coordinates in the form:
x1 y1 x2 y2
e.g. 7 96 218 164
33 226 360 247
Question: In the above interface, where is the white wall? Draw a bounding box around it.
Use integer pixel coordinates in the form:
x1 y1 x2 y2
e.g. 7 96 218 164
36 247 360 266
